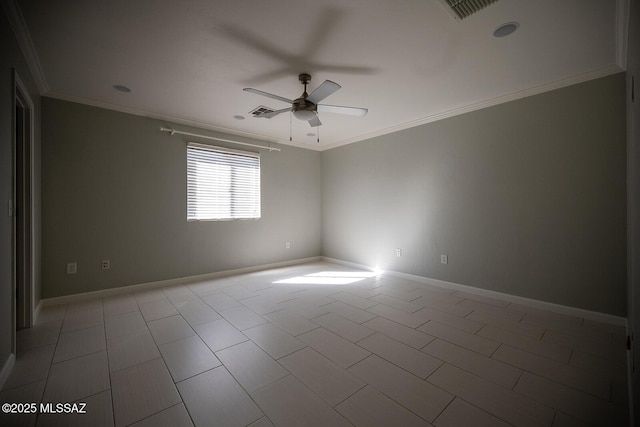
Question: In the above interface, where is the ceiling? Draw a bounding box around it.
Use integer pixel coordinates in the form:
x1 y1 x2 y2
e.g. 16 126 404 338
6 0 627 150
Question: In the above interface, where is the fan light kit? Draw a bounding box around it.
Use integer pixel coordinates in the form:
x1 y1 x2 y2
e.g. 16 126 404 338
244 73 368 129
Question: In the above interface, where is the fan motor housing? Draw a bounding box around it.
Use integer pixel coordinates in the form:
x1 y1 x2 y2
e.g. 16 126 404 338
292 97 317 121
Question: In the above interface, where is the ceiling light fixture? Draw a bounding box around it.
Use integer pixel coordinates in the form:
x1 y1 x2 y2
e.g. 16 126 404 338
113 84 132 93
493 22 519 38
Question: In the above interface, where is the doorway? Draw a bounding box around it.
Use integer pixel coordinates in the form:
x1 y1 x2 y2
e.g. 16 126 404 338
12 70 34 338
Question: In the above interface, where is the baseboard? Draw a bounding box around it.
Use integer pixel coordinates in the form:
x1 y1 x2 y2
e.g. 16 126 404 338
41 256 322 307
33 299 42 324
0 353 16 391
323 257 627 327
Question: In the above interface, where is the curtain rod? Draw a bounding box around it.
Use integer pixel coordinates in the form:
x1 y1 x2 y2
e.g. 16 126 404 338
160 127 281 152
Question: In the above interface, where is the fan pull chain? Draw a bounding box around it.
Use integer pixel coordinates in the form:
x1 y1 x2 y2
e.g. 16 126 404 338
317 125 320 144
289 112 292 142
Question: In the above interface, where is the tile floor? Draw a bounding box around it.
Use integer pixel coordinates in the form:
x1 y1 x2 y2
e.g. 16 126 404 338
0 261 629 426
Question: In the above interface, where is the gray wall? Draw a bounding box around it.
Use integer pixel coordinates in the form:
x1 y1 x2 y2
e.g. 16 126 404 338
42 98 321 298
0 5 42 376
322 73 627 316
627 0 640 421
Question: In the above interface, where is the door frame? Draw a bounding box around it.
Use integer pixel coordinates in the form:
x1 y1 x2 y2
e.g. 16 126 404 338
11 68 35 347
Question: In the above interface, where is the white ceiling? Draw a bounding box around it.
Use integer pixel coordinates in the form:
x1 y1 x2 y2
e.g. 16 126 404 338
8 0 627 150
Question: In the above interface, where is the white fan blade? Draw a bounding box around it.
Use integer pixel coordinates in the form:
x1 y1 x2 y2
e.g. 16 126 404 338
318 104 368 117
257 108 291 118
307 80 341 104
308 115 322 127
243 88 293 104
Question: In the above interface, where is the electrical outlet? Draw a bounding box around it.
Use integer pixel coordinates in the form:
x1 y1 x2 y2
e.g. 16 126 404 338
285 241 291 249
66 262 77 274
101 259 110 270
396 248 402 257
441 254 448 264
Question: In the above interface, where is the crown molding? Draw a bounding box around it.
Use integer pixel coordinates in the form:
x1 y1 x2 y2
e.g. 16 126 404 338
320 64 624 151
44 91 327 151
1 0 49 94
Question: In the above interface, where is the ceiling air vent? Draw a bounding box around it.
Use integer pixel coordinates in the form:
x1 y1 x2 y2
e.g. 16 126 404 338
250 105 276 118
437 0 498 20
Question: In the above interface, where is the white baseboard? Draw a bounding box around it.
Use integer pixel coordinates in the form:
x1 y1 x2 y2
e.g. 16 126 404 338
41 256 322 307
0 353 16 391
323 257 627 327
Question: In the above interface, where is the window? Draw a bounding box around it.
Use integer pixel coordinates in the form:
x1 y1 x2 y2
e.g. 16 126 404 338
187 143 261 220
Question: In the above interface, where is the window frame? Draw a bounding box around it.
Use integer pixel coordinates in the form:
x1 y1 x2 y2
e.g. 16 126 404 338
186 142 261 221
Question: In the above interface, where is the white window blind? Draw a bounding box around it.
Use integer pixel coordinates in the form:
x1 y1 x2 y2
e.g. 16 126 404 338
187 143 261 220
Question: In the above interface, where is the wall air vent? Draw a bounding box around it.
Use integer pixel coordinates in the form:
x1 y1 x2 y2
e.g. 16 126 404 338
250 105 276 118
437 0 498 20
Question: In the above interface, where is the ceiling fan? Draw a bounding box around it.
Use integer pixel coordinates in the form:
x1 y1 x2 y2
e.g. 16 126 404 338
244 73 368 127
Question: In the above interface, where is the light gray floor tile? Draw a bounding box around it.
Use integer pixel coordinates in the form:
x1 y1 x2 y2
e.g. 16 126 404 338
159 335 221 382
66 299 103 314
0 380 45 427
3 344 55 390
370 294 423 313
478 325 572 362
244 323 306 359
173 299 221 326
220 306 267 330
37 389 113 427
193 318 247 352
103 294 138 318
362 316 435 349
16 319 61 351
240 295 285 315
324 301 377 324
139 299 179 322
467 310 545 338
493 344 610 399
36 304 67 325
53 324 105 363
542 329 622 363
311 312 374 342
177 366 263 427
415 307 485 334
418 321 500 356
460 298 526 321
129 403 193 427
349 355 453 422
111 358 181 427
514 372 620 426
552 412 592 427
148 315 195 345
263 309 319 336
107 328 161 372
133 290 166 305
329 291 377 309
434 397 512 427
428 364 554 427
298 328 370 369
367 304 426 328
412 295 473 317
424 339 522 389
452 291 510 308
215 341 288 393
43 351 110 403
105 311 147 340
61 309 104 333
336 385 432 427
248 417 274 427
358 333 442 379
279 347 365 406
202 293 242 311
251 375 351 427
